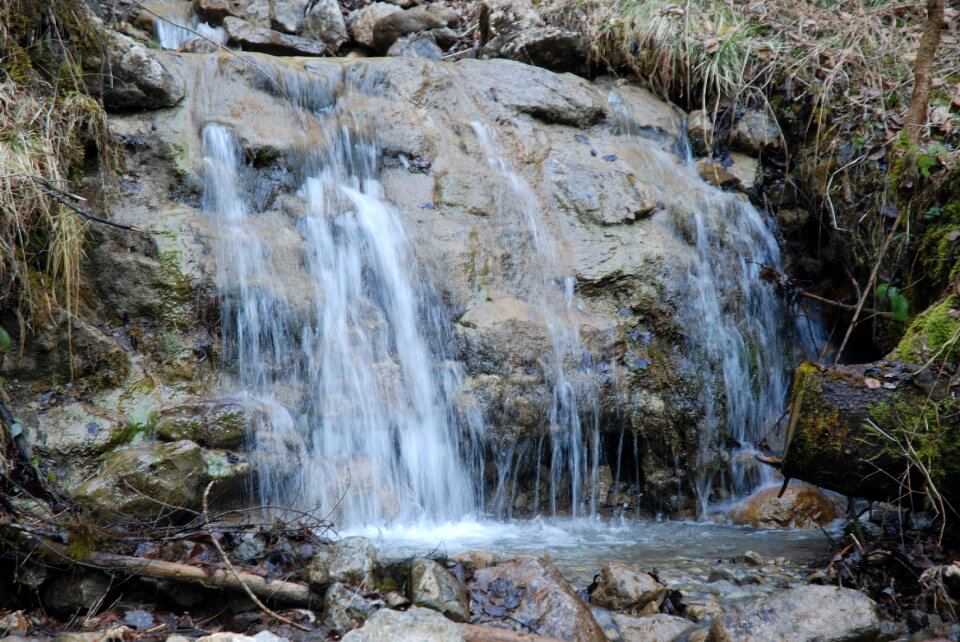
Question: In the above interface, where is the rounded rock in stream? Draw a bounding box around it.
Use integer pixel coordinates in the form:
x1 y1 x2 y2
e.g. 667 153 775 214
589 562 667 614
728 482 843 529
409 559 470 622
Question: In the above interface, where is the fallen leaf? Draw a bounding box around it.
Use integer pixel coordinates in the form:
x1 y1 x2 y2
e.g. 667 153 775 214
865 378 881 389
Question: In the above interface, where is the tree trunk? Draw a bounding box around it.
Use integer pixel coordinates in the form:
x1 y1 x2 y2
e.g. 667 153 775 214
903 0 945 142
781 362 960 507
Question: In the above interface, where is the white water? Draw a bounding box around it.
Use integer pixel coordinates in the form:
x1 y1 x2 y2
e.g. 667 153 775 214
155 12 226 51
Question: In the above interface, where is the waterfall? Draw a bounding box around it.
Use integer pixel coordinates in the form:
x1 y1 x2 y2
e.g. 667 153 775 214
201 117 478 526
472 123 601 518
155 11 226 51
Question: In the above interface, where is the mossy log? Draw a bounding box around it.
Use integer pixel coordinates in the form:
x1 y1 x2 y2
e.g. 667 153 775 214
782 362 960 507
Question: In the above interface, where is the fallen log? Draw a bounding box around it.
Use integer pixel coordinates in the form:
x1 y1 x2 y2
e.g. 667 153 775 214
781 362 960 509
459 624 565 642
86 552 318 607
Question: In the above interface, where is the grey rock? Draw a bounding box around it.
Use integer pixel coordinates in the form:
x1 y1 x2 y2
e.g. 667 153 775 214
341 606 464 642
196 633 290 642
613 613 695 642
732 109 782 155
742 551 764 567
193 0 239 25
222 16 327 55
72 440 205 519
155 400 252 449
707 585 881 642
388 33 443 61
302 0 348 52
95 32 185 110
409 559 469 622
481 0 585 74
470 555 605 642
323 583 375 634
270 0 310 33
372 4 459 53
590 562 667 613
43 572 112 614
306 537 377 589
347 3 402 48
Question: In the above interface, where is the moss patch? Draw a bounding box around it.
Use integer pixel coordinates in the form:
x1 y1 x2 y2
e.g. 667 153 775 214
895 294 960 364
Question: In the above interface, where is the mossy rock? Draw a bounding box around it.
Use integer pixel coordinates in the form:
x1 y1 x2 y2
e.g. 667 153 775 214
154 399 255 449
894 294 960 364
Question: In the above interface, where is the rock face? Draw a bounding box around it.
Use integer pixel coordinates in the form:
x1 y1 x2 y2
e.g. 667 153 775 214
342 606 464 642
707 585 881 642
410 559 470 622
305 537 377 589
372 4 459 53
222 16 327 55
729 482 844 529
470 555 606 642
590 563 667 613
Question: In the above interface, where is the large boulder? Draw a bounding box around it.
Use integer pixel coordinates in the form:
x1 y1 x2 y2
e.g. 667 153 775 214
409 559 470 622
341 606 464 642
589 563 667 614
222 16 327 55
728 482 844 529
347 2 402 48
707 585 881 642
305 537 377 589
470 555 605 642
371 4 459 53
613 614 695 642
93 32 185 110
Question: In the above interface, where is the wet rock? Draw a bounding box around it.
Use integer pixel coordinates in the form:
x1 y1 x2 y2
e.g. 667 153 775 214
708 585 881 642
548 156 660 225
372 4 459 53
613 613 695 642
324 583 375 634
201 449 253 503
155 400 252 449
347 2 402 48
470 555 605 642
388 33 443 61
341 606 464 642
93 32 185 110
73 440 205 519
306 536 377 589
687 110 713 157
43 572 112 615
24 402 129 460
727 153 758 191
590 563 667 613
222 17 327 55
481 0 587 74
302 0 348 52
270 0 310 33
728 482 843 529
684 599 723 622
410 559 470 622
731 109 781 155
696 155 756 191
457 58 605 127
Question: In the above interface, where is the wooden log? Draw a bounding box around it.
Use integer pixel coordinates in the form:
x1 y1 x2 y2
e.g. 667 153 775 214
459 624 566 642
87 552 318 607
781 361 960 507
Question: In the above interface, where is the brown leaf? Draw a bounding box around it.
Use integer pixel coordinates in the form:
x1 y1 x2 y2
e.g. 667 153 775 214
865 377 881 389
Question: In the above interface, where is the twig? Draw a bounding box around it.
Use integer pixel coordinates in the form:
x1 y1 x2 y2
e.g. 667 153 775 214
202 482 310 631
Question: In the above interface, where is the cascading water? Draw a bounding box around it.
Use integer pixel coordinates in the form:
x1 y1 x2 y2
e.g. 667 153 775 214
472 123 602 518
154 10 226 51
201 110 479 526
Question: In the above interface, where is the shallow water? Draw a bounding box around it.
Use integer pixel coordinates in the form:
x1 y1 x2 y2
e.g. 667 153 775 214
348 516 836 588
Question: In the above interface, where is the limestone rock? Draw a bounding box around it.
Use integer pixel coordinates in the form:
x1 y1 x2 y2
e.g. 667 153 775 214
470 555 605 642
372 4 459 53
613 613 695 642
729 482 843 529
707 585 881 642
270 0 310 33
481 0 586 74
306 537 377 589
409 559 469 622
154 400 253 449
341 606 464 642
388 33 443 60
732 109 782 155
73 440 205 519
222 16 327 55
323 583 375 635
43 572 112 615
94 32 185 110
302 0 348 52
347 3 402 48
590 563 667 613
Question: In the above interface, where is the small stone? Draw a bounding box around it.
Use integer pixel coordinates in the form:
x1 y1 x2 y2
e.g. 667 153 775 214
371 4 459 53
612 613 694 642
409 559 469 622
742 551 764 567
323 583 374 634
305 537 377 589
270 0 310 33
387 33 443 61
732 109 782 155
590 562 667 613
43 572 112 615
384 591 410 608
302 0 348 52
341 607 464 642
347 3 401 48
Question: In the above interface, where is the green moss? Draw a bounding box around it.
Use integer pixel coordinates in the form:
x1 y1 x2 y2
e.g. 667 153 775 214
895 294 960 363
